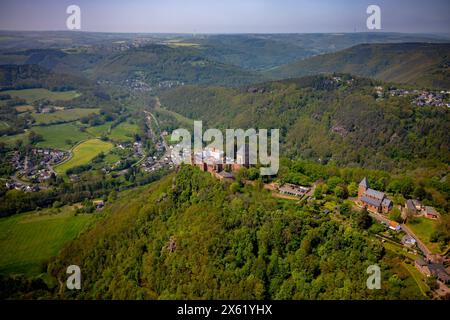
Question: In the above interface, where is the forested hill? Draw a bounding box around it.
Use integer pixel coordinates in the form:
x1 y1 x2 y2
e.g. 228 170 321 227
0 64 90 90
45 165 423 300
0 44 262 88
159 75 450 171
266 43 450 89
91 44 261 87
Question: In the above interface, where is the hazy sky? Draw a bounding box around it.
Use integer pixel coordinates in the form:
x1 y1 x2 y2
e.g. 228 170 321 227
0 0 449 34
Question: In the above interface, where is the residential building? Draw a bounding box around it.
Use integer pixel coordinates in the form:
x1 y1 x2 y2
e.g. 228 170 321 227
412 200 423 211
429 264 450 284
401 235 416 247
424 206 440 219
215 171 235 181
93 200 105 209
389 220 401 231
405 199 417 216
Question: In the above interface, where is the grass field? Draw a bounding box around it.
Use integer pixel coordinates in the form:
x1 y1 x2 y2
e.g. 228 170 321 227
33 123 92 150
86 121 139 142
31 108 99 125
0 123 92 150
402 262 430 297
55 139 113 174
407 218 442 254
383 241 420 261
2 88 80 103
0 132 28 146
86 122 111 137
104 152 121 164
109 122 139 141
0 207 96 276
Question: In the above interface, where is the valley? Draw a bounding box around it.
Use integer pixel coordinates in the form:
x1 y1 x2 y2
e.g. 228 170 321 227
0 30 448 301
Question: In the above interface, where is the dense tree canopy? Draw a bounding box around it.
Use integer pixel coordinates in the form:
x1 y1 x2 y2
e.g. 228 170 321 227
44 166 424 300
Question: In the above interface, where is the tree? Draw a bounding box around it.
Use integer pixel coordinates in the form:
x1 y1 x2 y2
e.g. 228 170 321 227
399 178 414 197
28 131 43 145
327 176 343 191
413 186 427 201
230 182 240 193
247 167 260 181
340 201 352 216
52 201 63 209
108 190 118 202
255 178 264 191
389 207 403 223
348 182 358 197
334 185 348 199
387 180 402 194
313 185 323 200
235 168 248 187
15 139 23 149
354 208 372 229
426 276 438 290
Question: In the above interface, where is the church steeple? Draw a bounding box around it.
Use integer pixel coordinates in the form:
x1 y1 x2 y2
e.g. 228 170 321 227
358 177 369 199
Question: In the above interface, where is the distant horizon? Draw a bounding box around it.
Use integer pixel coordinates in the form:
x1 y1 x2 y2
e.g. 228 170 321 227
1 29 450 37
0 0 449 34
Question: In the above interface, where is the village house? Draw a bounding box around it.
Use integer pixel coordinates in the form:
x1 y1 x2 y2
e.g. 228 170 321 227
401 235 416 247
424 206 440 219
415 259 450 284
358 177 393 214
388 220 401 231
427 253 444 264
93 200 105 209
214 170 235 181
429 264 450 284
412 200 422 211
405 199 417 216
405 200 439 220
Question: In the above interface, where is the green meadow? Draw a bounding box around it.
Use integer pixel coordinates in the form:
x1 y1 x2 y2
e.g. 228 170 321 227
86 121 139 142
406 218 444 254
0 123 92 150
2 88 80 103
86 122 111 137
55 139 113 174
109 122 139 141
33 123 92 150
31 108 99 125
0 132 28 146
0 120 137 151
104 152 121 164
0 207 96 276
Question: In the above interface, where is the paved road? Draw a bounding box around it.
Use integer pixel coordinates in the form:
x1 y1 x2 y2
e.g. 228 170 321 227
143 108 172 168
355 202 432 258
